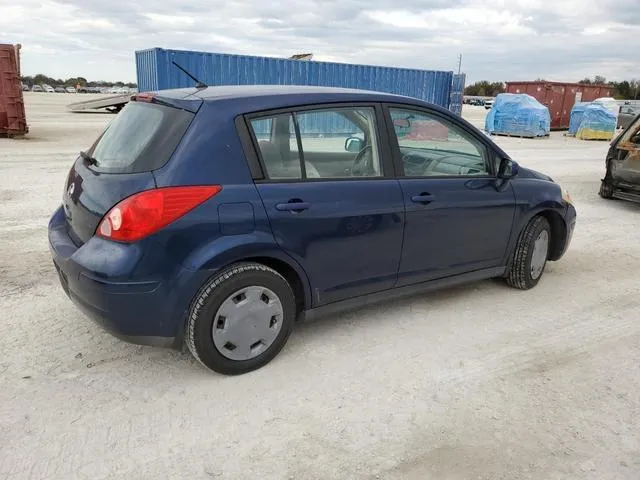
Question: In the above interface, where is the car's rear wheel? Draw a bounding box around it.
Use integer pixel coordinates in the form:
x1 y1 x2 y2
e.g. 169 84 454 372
506 215 551 290
186 262 296 375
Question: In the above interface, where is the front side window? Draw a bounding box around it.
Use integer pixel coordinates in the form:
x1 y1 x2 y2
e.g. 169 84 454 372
250 106 382 180
389 108 489 177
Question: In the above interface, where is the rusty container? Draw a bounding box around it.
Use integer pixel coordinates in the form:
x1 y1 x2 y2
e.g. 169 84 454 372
0 43 28 136
505 81 613 130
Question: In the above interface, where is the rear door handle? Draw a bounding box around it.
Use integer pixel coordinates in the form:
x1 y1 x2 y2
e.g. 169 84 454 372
410 194 435 204
276 201 310 212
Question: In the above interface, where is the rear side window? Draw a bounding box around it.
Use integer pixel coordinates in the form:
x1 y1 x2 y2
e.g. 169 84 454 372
249 106 382 180
87 102 194 174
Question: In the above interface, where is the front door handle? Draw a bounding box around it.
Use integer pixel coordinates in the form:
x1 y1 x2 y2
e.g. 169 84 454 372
410 193 435 204
276 201 310 212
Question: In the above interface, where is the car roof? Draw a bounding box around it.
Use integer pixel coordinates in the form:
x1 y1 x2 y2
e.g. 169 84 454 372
152 85 441 114
194 85 404 101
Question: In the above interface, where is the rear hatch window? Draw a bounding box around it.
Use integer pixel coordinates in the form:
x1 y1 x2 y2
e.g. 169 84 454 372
86 101 195 174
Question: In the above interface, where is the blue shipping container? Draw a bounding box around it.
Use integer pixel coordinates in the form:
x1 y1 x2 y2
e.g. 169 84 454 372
135 48 460 114
449 73 466 116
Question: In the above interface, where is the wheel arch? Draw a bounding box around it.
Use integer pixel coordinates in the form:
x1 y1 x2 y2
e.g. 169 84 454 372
538 209 567 261
173 248 312 349
189 242 312 311
242 256 309 317
505 206 567 268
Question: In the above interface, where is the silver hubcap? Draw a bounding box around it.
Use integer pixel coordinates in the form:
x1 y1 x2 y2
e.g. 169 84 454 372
530 230 549 280
212 286 283 361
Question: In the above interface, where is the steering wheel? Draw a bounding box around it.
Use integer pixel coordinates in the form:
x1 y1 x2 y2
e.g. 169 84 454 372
423 154 469 175
351 145 373 176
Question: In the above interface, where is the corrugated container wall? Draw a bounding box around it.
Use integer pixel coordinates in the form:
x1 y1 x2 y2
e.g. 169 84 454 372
449 73 466 116
0 44 28 136
135 48 458 112
505 81 613 130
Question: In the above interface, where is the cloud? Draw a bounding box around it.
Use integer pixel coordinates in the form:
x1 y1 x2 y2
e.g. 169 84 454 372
2 0 638 83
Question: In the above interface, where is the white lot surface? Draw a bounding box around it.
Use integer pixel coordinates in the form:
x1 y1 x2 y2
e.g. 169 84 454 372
1 94 639 480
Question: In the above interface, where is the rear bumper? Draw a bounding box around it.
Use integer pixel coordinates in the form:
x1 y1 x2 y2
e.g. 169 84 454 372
51 260 176 347
48 206 208 348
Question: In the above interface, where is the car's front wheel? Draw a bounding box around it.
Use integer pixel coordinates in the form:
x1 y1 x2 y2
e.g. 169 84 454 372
186 262 296 375
599 179 614 199
506 215 551 290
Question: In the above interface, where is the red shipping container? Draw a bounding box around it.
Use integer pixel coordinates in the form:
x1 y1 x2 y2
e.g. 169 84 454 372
505 81 613 130
0 43 28 136
405 120 449 141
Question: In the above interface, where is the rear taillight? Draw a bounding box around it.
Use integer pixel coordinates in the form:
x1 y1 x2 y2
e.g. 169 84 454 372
96 185 222 243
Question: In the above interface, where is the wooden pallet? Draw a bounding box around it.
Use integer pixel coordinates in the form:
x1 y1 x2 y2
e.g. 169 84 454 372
488 132 550 139
576 137 614 141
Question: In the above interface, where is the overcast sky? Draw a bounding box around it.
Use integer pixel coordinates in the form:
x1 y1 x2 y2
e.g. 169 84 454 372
3 0 639 84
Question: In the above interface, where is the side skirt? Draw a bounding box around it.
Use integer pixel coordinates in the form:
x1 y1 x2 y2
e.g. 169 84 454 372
612 187 640 204
301 266 507 322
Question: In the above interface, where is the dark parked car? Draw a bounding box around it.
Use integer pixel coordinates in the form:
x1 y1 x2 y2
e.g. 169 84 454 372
600 111 640 203
617 106 637 130
48 86 577 374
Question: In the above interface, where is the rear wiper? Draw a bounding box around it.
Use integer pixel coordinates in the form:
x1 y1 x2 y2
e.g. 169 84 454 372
79 151 98 165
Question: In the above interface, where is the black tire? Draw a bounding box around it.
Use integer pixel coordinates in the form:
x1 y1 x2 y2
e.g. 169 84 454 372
599 179 614 199
506 216 551 290
186 262 296 375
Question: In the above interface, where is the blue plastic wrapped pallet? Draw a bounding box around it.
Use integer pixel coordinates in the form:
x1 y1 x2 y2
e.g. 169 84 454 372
135 48 462 114
568 102 589 136
485 93 550 138
575 103 617 141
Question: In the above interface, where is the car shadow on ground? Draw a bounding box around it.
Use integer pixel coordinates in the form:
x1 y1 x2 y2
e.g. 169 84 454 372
59 278 511 379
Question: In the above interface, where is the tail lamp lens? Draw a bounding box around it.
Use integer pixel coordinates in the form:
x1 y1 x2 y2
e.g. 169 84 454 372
96 185 222 242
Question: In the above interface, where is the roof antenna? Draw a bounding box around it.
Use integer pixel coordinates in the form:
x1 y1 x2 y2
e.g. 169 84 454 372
171 60 208 89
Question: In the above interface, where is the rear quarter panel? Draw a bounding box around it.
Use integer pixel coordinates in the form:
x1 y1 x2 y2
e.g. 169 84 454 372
150 101 313 308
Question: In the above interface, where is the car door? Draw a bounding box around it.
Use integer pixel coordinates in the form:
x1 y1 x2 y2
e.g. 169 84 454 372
384 104 516 287
608 113 640 186
246 104 405 306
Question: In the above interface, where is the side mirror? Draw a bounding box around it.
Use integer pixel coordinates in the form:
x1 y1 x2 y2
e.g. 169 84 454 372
345 137 363 153
497 158 518 179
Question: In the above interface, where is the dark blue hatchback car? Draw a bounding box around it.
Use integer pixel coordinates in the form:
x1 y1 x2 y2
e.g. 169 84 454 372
48 85 576 374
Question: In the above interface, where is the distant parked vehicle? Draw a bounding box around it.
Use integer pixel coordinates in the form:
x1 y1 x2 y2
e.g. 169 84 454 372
32 85 44 92
43 85 55 93
484 99 494 109
66 87 77 94
617 106 637 130
22 83 29 91
77 86 101 93
54 86 66 93
599 111 640 203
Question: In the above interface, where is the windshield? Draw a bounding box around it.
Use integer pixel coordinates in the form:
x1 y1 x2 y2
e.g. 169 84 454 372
87 101 194 174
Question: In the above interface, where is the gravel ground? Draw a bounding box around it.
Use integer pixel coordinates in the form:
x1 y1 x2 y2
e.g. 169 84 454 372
1 94 639 480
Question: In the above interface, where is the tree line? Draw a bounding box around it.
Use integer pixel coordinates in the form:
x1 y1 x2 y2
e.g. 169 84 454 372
465 77 639 100
21 74 137 89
